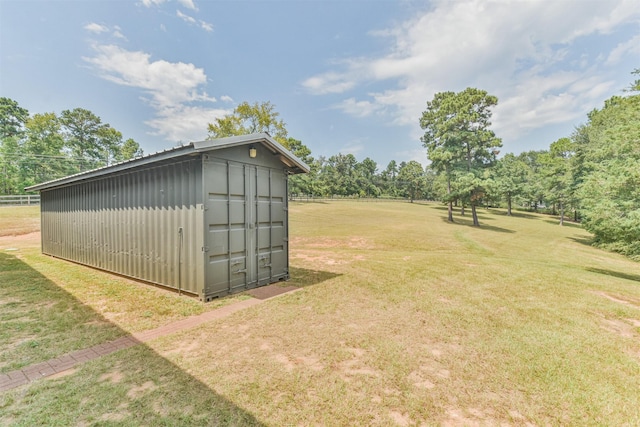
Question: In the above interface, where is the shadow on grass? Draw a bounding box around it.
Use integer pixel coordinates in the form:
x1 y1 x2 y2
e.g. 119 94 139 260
568 236 595 247
543 219 582 228
0 251 263 426
586 267 640 283
288 266 341 288
438 216 515 234
508 211 547 220
430 204 555 221
289 199 330 204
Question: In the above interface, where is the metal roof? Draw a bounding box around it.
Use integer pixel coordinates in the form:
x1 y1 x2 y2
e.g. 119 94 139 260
25 133 309 192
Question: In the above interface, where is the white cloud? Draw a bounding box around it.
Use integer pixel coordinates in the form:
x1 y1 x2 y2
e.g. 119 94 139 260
302 71 358 95
141 0 166 7
220 95 234 103
84 23 109 34
491 71 617 141
606 33 640 65
142 0 167 7
176 9 212 32
178 0 197 11
176 10 196 24
142 0 197 11
84 44 224 142
112 25 127 40
85 23 127 40
200 20 213 32
146 105 230 142
84 44 214 106
334 97 384 118
303 0 640 147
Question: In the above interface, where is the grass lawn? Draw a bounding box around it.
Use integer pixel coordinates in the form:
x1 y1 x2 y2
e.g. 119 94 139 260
0 206 40 236
1 201 640 425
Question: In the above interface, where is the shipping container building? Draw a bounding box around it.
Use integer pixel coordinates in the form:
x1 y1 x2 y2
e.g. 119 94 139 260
25 133 309 301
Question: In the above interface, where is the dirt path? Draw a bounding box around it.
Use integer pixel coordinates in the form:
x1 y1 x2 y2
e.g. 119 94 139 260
0 231 40 249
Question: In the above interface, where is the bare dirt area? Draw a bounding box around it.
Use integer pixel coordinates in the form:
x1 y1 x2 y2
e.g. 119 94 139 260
0 231 40 247
290 236 377 250
591 290 640 309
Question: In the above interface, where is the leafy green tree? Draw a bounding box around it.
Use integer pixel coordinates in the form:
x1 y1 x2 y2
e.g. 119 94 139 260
420 88 502 225
117 138 144 162
0 100 141 194
420 91 458 221
518 150 547 210
21 113 68 187
541 138 575 225
97 126 124 165
380 160 399 197
626 68 640 92
0 98 29 193
24 113 64 155
207 101 289 146
0 135 21 194
323 153 359 196
492 153 531 215
423 165 438 201
60 108 119 168
287 137 318 198
355 157 380 197
0 97 29 139
577 88 640 259
397 160 427 202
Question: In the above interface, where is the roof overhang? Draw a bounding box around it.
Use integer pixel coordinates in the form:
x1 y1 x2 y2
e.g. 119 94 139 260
192 133 309 174
25 133 309 192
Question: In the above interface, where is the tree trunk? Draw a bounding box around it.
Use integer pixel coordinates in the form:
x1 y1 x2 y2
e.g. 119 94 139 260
468 188 480 226
507 192 512 216
471 203 480 226
461 205 465 216
559 201 564 226
447 175 454 222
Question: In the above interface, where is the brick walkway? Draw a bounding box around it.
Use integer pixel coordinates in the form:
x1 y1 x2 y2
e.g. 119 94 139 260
0 284 300 392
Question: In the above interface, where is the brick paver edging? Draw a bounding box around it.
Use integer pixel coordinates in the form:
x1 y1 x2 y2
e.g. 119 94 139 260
0 285 300 392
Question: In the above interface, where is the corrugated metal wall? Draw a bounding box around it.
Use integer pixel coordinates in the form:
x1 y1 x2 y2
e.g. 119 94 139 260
40 158 204 296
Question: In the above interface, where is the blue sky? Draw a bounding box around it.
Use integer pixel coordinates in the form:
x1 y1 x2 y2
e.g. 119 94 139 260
1 0 639 168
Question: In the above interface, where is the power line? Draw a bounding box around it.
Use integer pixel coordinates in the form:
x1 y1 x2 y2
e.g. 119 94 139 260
0 153 100 160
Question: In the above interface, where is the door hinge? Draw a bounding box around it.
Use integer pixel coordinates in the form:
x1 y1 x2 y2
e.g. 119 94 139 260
202 246 209 252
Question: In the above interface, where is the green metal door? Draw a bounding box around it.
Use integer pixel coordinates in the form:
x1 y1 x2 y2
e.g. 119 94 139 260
203 157 288 297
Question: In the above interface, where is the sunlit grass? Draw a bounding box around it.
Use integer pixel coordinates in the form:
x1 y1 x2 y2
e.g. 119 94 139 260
1 201 640 425
0 206 39 236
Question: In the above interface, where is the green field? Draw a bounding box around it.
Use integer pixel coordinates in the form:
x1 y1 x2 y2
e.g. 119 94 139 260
1 202 639 425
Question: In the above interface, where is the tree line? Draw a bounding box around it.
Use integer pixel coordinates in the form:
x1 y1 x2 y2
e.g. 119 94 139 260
206 101 436 202
207 80 639 260
2 69 638 259
415 70 639 260
0 99 143 194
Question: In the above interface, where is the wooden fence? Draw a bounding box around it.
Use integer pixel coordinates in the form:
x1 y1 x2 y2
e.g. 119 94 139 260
0 195 40 206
